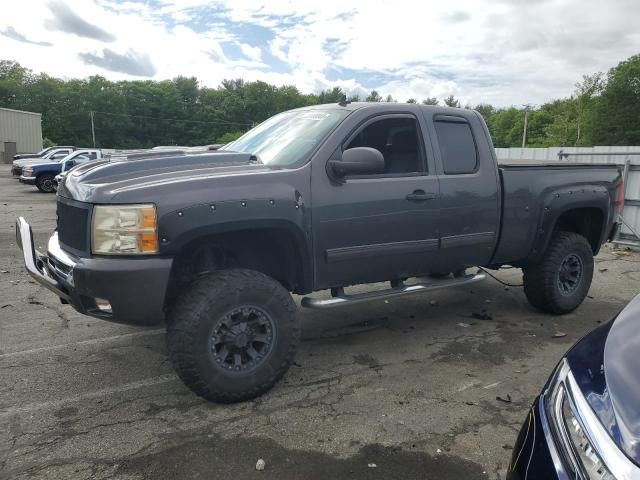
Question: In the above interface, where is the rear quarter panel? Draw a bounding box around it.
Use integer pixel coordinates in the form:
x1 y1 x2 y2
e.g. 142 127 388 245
492 164 622 265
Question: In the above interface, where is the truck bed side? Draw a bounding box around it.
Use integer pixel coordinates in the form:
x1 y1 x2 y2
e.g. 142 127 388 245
491 163 622 266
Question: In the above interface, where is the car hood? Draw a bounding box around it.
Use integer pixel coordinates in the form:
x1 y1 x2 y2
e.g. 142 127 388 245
567 294 640 466
58 151 273 203
13 158 53 167
603 294 640 463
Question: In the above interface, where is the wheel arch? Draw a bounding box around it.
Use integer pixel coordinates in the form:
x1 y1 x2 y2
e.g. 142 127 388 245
530 188 610 262
165 220 313 305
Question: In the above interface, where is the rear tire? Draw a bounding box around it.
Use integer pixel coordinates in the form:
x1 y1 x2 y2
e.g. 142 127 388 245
167 268 300 403
36 174 56 193
523 232 593 314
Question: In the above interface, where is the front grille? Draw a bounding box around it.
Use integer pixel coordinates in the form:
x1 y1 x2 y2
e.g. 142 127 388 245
57 199 89 253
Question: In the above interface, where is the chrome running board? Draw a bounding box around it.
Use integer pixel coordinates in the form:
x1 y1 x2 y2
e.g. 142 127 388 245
301 272 486 309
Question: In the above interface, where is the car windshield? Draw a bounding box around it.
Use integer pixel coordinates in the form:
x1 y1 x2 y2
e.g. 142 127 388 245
220 109 348 167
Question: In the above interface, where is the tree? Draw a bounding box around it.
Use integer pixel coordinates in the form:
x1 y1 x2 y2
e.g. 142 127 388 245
587 55 640 145
2 53 639 150
217 131 243 143
384 94 396 102
573 72 604 145
406 98 417 103
366 90 382 102
317 86 344 104
443 95 460 108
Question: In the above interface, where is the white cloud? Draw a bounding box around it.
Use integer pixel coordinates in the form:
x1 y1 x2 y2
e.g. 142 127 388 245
0 0 639 107
239 43 262 62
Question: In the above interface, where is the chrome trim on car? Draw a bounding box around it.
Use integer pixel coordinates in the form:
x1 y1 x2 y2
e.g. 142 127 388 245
15 217 72 301
543 358 640 480
539 397 573 479
565 370 639 480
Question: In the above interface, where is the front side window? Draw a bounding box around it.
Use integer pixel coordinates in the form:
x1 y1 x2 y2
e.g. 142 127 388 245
434 119 477 174
74 154 91 163
221 109 349 167
345 117 424 175
50 152 69 161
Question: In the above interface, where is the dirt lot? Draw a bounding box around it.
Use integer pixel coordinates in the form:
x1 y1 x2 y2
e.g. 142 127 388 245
0 171 638 480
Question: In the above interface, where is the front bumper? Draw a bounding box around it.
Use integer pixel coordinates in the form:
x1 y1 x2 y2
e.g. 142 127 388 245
508 397 564 480
16 217 173 326
19 175 36 185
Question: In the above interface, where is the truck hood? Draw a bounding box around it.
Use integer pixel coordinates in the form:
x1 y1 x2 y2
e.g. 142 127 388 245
13 157 54 168
58 151 272 202
20 161 55 170
13 153 41 160
567 294 640 466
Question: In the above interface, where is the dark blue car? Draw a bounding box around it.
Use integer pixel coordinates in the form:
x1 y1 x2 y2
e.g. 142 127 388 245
20 149 102 192
508 294 640 480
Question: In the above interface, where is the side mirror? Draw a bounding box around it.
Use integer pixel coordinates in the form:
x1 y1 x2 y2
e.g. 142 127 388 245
65 160 75 169
328 147 385 178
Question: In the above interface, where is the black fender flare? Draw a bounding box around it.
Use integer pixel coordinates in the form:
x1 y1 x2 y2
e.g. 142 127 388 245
528 186 610 263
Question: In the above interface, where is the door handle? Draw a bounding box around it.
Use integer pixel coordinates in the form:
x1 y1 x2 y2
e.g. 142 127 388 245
406 190 436 201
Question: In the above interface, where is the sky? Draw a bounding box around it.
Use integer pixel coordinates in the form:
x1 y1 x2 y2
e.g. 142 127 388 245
1 0 639 107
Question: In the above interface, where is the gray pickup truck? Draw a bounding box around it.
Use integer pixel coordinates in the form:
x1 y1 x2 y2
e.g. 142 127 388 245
17 101 624 402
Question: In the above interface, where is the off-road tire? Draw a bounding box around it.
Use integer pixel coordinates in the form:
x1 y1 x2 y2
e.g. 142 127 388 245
523 232 594 314
167 269 300 403
35 174 56 193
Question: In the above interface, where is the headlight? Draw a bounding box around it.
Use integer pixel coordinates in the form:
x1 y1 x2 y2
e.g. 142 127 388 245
23 168 33 177
91 204 158 255
546 360 616 480
562 395 614 479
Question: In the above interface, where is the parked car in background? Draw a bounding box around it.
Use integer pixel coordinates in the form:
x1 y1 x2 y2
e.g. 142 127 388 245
508 294 640 480
12 145 76 161
17 102 624 403
11 147 76 177
20 149 103 192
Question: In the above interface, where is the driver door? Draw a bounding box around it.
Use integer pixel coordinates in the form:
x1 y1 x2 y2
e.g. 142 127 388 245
311 113 441 289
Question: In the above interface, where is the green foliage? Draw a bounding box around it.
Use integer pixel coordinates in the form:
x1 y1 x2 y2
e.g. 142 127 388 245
365 90 382 102
444 95 460 108
42 137 55 148
216 131 243 144
2 53 640 149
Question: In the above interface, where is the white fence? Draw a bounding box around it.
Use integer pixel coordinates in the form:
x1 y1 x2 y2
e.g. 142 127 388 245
495 146 640 247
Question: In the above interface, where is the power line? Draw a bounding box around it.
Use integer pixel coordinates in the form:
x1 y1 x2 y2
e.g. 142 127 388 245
92 110 253 127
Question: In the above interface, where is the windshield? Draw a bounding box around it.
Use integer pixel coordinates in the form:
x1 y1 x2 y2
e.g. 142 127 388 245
220 109 348 167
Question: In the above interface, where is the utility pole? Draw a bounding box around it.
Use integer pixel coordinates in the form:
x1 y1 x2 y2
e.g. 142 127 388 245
90 111 96 147
521 106 529 148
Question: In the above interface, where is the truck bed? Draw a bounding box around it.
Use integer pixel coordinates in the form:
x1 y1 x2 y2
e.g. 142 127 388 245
491 163 622 265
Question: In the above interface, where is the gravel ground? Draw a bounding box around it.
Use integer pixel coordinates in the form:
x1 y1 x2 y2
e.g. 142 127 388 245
1 171 639 479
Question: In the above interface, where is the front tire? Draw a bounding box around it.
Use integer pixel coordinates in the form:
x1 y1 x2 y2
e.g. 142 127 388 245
36 174 56 193
523 232 594 314
167 269 300 403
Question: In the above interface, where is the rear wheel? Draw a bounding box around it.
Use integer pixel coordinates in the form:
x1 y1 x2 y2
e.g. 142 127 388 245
36 174 56 193
167 269 300 403
523 232 593 314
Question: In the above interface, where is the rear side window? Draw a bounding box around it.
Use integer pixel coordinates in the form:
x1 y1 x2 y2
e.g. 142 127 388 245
434 120 477 174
